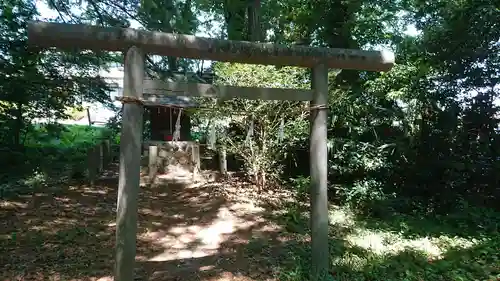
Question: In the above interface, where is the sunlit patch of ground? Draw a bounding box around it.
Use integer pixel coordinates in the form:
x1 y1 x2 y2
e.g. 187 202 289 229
4 166 495 281
328 207 481 260
0 167 289 281
138 191 271 262
272 202 498 281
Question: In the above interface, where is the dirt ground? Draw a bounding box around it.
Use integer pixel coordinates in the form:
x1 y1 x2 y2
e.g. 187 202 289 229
0 165 295 281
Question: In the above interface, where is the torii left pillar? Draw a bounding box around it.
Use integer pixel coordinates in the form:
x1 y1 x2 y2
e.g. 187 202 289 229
115 46 145 281
310 64 329 280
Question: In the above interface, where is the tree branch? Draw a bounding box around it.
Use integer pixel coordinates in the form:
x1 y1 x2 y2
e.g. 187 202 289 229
86 0 106 26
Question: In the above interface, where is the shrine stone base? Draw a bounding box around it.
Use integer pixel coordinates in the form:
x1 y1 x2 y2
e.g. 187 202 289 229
141 141 201 185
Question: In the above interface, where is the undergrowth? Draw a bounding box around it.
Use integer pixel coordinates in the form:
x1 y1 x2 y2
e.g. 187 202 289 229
266 177 500 281
0 124 112 197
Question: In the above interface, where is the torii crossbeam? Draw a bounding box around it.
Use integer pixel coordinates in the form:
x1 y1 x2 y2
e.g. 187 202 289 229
28 21 395 281
28 21 394 72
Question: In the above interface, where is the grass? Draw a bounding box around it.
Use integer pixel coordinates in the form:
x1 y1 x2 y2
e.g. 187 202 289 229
26 124 112 147
0 124 113 197
0 125 498 280
0 165 498 281
263 189 500 281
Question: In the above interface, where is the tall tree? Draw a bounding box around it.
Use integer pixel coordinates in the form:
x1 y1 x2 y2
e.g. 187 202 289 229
0 0 112 147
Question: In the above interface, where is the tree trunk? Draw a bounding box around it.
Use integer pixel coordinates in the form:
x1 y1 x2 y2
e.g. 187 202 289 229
247 0 261 41
223 0 247 40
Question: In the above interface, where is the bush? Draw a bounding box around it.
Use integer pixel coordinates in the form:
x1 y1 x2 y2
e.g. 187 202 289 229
0 124 112 195
290 176 310 199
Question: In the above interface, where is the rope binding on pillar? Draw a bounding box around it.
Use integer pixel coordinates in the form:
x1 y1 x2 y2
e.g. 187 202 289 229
116 96 145 106
309 104 329 111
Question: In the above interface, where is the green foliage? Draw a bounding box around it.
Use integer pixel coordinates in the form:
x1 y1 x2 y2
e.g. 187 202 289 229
290 176 310 199
0 0 498 279
0 0 115 148
26 124 110 146
193 62 310 185
308 0 500 211
187 0 500 212
337 179 391 207
0 124 111 195
273 178 500 281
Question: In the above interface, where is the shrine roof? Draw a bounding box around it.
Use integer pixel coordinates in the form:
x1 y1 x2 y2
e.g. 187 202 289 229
142 94 198 108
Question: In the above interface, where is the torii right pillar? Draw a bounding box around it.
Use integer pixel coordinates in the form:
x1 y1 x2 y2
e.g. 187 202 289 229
310 63 329 280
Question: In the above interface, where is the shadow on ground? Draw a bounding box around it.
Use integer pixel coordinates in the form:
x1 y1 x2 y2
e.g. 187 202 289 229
259 192 500 281
0 165 291 281
1 165 499 281
269 235 499 281
351 198 500 239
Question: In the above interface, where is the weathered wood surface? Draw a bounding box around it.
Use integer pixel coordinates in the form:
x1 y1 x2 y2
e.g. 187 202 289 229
142 79 313 101
191 143 200 178
219 145 227 176
86 146 98 185
102 139 111 167
115 46 144 281
97 143 104 172
309 64 330 280
28 21 395 71
148 145 158 180
85 140 113 185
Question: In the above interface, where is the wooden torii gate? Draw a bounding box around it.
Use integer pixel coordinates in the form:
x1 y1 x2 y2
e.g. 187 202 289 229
28 21 395 281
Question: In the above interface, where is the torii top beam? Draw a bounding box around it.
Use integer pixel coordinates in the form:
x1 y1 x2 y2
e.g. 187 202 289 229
28 21 395 72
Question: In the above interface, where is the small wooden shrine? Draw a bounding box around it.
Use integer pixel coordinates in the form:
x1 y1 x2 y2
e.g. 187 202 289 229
144 95 195 142
141 93 200 183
